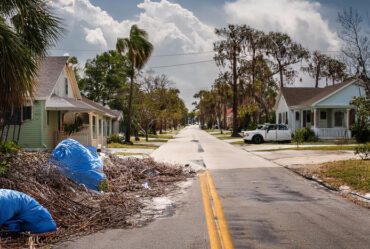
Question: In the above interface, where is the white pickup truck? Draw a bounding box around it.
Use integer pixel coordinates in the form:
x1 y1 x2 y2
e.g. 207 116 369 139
242 124 292 144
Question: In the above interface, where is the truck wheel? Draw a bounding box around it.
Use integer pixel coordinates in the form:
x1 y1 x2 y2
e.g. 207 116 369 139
252 135 263 144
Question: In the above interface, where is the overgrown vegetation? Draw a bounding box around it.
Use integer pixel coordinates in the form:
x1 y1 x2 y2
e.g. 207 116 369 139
292 128 318 147
0 141 20 154
107 143 159 150
355 143 370 160
107 134 123 144
315 160 370 193
350 97 370 143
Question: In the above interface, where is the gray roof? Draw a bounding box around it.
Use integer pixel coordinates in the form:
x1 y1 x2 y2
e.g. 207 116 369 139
45 95 95 111
35 56 69 98
280 79 359 108
81 96 122 119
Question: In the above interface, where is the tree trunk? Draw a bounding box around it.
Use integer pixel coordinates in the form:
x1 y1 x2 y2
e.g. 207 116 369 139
232 47 239 137
223 100 227 130
125 73 134 144
315 64 320 88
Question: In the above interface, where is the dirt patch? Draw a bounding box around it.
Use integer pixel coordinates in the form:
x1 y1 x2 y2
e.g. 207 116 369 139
0 151 194 248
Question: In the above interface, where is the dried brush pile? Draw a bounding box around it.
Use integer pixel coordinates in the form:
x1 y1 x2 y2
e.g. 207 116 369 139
0 151 193 248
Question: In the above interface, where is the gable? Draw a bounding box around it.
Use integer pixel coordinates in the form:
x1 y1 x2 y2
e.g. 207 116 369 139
50 64 81 100
275 94 289 112
35 56 69 99
315 83 365 107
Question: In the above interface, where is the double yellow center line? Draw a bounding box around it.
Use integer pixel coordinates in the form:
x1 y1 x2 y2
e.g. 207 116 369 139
199 171 234 249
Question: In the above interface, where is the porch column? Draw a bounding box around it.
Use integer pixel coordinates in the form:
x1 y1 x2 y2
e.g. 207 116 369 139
346 109 350 129
313 109 317 129
300 110 304 128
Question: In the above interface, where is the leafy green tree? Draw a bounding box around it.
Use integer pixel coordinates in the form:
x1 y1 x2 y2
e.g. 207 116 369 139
116 25 154 143
79 50 128 106
0 0 62 111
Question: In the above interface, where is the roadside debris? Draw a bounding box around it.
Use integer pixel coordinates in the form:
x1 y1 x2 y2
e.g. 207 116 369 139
51 139 106 191
0 189 57 234
0 150 194 248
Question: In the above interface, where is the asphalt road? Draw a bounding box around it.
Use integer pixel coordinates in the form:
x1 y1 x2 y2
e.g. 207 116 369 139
58 126 370 249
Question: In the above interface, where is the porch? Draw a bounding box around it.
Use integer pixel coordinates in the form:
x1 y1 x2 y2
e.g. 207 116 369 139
46 95 114 148
292 108 355 139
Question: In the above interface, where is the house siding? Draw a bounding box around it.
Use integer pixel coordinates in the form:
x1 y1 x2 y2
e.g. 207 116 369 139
43 110 59 149
275 95 291 127
6 101 44 148
316 84 365 107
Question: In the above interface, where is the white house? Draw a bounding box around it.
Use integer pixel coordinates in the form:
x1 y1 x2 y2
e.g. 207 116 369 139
274 78 366 139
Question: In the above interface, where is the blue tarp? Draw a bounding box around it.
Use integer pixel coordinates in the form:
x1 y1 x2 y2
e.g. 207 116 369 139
0 189 57 234
51 139 106 191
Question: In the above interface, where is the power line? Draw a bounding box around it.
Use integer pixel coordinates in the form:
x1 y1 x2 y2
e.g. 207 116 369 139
48 48 214 57
150 59 215 69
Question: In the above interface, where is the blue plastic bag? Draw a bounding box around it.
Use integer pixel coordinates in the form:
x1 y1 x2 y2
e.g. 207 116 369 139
51 139 106 190
0 189 57 234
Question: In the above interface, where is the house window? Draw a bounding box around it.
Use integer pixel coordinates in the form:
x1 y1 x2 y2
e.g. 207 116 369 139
295 112 300 121
92 116 97 139
65 78 69 96
23 106 32 121
320 111 327 120
107 120 111 136
334 112 344 127
278 113 282 123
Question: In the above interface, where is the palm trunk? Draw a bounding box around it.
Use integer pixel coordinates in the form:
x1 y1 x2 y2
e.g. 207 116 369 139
125 73 134 143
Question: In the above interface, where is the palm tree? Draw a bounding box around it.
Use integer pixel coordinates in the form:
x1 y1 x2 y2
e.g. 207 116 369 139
0 0 62 112
116 25 153 143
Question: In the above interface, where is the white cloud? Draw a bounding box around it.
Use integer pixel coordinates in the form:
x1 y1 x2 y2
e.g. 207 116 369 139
224 0 340 51
49 0 218 108
83 27 108 48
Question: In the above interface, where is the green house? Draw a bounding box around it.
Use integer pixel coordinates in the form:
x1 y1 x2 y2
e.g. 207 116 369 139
1 56 122 150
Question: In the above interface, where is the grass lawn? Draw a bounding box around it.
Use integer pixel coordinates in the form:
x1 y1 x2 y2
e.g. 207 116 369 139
256 145 357 152
107 143 159 149
230 140 245 145
314 160 370 193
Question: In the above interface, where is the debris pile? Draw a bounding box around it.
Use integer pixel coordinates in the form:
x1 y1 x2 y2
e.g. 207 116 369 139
0 151 193 248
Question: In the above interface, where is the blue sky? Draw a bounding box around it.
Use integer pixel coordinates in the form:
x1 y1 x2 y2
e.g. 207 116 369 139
49 0 370 108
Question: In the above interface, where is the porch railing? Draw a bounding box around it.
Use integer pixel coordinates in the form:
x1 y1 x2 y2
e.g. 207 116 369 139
56 125 90 146
313 128 351 139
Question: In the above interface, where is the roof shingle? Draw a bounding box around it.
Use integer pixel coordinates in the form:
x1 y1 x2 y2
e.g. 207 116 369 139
35 56 69 98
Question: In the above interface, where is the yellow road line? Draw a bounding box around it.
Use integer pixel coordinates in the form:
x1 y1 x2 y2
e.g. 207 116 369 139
199 171 234 249
206 171 234 249
199 172 221 249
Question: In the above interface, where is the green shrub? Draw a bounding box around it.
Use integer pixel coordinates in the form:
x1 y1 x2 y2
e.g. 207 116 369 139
0 141 20 154
355 143 370 160
292 128 305 147
107 133 122 144
292 128 318 147
351 123 370 143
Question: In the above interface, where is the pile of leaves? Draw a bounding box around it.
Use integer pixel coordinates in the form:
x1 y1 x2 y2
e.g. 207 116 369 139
0 151 193 248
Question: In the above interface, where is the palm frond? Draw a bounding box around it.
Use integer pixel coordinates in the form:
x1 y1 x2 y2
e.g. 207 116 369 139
0 18 37 111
